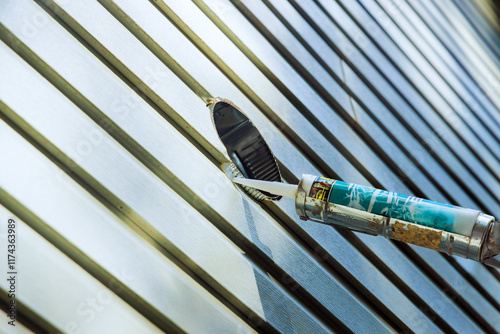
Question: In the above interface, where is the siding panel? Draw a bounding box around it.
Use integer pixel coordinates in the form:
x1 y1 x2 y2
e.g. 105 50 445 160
0 0 499 332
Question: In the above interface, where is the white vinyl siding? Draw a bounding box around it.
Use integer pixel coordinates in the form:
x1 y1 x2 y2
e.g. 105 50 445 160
0 0 499 332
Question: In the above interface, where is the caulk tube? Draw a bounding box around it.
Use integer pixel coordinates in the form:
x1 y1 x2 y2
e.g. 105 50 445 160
295 174 499 265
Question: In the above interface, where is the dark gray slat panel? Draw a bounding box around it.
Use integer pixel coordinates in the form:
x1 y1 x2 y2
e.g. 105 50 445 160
0 24 342 334
0 3 388 331
289 0 500 218
355 0 500 144
0 205 164 333
67 0 448 331
370 0 500 136
450 0 500 57
432 0 500 66
317 0 500 186
234 0 452 203
405 0 500 114
340 0 500 160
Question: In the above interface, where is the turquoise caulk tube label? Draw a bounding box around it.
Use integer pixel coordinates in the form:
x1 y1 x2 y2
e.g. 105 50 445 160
309 177 480 235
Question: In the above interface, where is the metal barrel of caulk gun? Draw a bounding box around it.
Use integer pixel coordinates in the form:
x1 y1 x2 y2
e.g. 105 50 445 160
233 175 500 267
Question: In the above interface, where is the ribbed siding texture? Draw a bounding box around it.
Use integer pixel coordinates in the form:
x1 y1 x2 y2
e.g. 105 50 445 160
0 0 499 332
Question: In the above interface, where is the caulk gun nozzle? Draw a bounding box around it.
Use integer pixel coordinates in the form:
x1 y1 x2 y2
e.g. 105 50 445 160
232 178 298 199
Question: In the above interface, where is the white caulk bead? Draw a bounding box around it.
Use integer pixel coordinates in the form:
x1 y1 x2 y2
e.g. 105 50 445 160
232 178 298 199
